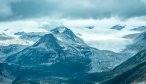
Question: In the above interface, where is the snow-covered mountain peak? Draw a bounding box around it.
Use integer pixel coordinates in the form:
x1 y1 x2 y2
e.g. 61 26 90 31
50 26 85 45
50 26 76 38
33 34 62 49
50 26 68 33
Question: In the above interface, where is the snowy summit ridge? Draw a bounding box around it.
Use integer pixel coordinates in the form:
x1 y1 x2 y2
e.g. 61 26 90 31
33 34 62 49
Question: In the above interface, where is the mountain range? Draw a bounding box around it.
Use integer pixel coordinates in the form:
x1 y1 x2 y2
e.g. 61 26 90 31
0 25 146 84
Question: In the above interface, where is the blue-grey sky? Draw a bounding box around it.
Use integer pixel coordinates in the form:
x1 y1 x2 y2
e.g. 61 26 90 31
1 0 146 21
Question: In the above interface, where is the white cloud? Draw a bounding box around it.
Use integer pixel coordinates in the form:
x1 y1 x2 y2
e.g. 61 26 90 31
0 17 144 52
0 0 146 21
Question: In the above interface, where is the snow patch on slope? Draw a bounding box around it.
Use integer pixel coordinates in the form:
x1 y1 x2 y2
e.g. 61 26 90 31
0 38 34 46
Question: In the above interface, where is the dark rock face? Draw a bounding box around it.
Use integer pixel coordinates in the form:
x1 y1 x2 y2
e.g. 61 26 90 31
110 25 125 30
85 26 95 29
99 49 146 84
104 62 146 84
131 26 146 31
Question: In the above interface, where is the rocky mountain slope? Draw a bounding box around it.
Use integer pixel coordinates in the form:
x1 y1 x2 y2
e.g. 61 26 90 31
0 26 125 83
103 49 146 84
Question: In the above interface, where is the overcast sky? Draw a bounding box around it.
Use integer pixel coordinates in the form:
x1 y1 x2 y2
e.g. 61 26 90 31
0 0 146 22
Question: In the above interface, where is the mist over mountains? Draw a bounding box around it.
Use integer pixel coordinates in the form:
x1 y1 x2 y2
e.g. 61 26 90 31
0 23 145 84
0 0 146 83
